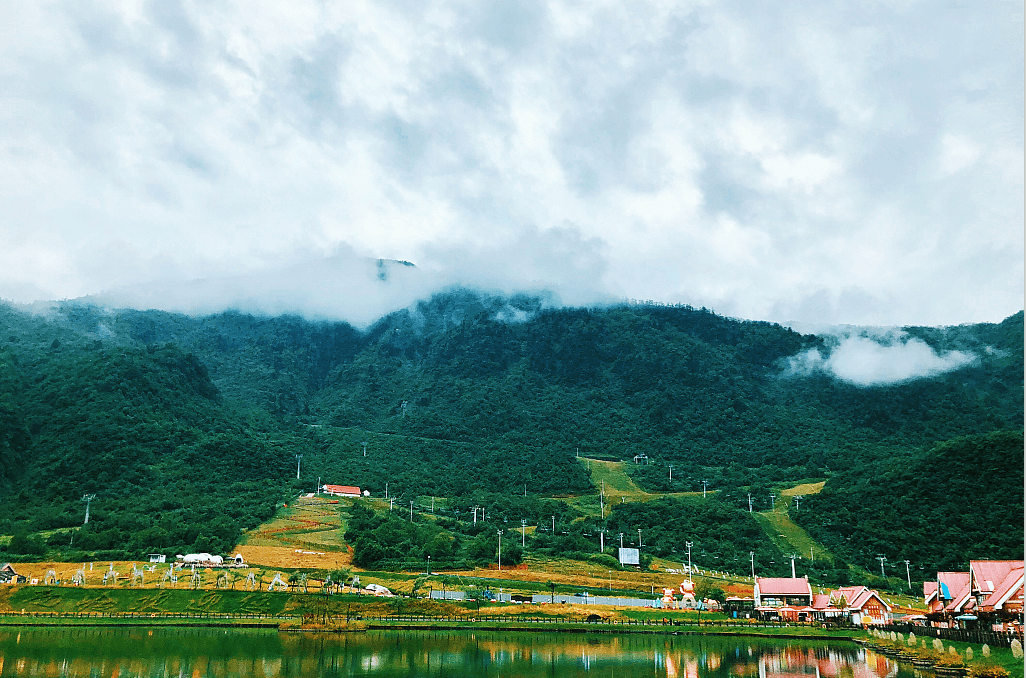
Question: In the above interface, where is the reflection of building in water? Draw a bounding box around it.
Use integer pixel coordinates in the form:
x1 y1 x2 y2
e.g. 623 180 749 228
758 645 898 678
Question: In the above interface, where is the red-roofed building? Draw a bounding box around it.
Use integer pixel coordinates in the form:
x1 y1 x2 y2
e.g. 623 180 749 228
970 560 1024 632
322 484 362 498
755 577 815 620
831 586 892 625
925 572 971 614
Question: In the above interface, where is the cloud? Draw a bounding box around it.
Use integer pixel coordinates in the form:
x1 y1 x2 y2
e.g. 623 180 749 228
785 331 978 387
0 0 1021 326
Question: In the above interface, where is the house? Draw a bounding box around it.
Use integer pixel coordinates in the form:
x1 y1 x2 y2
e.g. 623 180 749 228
0 563 27 584
830 586 892 625
970 560 1024 632
322 484 362 498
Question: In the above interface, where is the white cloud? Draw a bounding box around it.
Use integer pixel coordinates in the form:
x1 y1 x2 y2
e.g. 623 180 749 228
785 331 978 387
0 0 1021 327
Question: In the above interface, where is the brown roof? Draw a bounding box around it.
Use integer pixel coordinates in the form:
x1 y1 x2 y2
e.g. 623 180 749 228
757 577 813 596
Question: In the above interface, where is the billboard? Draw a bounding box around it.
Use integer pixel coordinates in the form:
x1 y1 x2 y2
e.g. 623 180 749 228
618 547 640 566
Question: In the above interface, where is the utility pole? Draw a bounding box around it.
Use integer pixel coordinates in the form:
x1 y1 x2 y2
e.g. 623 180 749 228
472 507 479 524
668 465 673 482
618 533 624 550
702 480 709 498
789 554 798 578
389 497 394 512
747 493 753 512
600 529 605 553
295 453 302 480
521 519 527 547
685 541 693 579
524 484 527 498
638 528 642 548
903 560 912 590
877 555 887 578
410 501 414 522
431 496 435 513
362 441 367 456
793 495 802 510
82 494 96 525
769 494 775 510
385 483 389 499
497 530 503 572
317 476 321 494
551 516 555 533
750 551 755 579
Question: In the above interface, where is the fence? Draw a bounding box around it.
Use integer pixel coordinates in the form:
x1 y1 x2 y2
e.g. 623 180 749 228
887 623 1023 648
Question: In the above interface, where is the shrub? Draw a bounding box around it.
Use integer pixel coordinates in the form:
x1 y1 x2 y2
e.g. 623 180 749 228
967 664 1009 678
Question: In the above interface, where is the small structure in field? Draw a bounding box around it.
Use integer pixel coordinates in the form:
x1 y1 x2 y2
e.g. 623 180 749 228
322 484 362 498
0 564 27 584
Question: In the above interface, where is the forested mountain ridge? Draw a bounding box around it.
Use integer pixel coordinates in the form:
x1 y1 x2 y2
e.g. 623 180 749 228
0 292 1021 572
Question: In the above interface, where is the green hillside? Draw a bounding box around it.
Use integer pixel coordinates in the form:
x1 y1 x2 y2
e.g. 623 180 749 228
0 291 1021 579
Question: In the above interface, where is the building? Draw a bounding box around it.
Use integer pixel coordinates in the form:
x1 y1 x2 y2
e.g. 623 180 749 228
322 484 362 498
0 563 26 584
970 560 1024 632
755 577 813 608
754 577 814 621
924 572 971 615
830 586 892 625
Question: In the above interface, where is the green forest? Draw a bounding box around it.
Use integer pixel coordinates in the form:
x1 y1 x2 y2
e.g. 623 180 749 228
0 291 1021 580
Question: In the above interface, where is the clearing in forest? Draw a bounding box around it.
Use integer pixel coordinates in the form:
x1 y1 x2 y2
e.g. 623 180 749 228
234 495 353 570
567 458 705 515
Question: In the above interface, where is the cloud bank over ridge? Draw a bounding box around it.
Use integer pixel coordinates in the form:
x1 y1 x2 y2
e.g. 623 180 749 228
785 331 978 387
0 1 1021 327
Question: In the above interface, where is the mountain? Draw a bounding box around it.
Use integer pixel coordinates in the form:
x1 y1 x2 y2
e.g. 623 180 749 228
0 291 1020 573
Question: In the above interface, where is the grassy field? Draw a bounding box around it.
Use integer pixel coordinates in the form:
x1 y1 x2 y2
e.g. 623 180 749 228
567 458 707 516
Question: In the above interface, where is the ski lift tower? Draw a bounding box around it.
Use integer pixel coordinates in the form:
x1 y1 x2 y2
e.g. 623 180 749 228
82 494 96 524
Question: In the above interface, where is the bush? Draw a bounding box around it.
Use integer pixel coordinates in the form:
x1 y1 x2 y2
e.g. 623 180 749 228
968 665 1009 678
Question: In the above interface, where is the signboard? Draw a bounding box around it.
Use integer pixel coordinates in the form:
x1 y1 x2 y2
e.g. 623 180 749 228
618 547 640 566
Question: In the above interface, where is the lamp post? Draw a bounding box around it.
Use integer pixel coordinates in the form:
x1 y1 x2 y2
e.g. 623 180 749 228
521 519 527 547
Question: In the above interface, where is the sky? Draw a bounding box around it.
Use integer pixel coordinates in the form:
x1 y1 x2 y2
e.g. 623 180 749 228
1 0 1022 329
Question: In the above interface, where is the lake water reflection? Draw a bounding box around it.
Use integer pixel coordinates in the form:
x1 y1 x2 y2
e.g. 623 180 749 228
0 627 915 678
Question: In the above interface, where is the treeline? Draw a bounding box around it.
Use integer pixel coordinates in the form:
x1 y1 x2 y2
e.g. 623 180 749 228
0 308 309 560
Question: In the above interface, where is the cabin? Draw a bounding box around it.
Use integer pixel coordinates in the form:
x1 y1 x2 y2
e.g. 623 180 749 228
0 563 27 584
322 484 362 498
831 586 891 625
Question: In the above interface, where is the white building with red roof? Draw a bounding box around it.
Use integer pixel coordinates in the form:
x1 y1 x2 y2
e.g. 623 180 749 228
322 484 362 498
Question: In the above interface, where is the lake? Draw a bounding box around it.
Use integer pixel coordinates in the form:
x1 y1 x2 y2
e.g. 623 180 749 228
0 627 915 678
